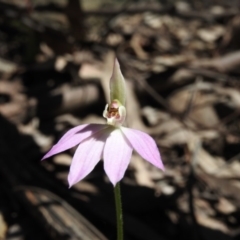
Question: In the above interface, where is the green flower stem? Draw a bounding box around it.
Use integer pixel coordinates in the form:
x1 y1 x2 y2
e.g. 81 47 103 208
114 182 123 240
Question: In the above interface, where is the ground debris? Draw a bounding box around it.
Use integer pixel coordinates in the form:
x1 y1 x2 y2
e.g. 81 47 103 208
1 0 240 240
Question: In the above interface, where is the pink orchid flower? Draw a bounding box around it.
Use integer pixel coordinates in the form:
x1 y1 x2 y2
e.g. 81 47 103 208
42 59 164 187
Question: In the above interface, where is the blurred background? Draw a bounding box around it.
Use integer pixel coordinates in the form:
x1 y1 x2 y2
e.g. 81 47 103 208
1 0 240 239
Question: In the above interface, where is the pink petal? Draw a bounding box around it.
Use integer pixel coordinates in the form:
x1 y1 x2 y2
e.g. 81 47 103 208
121 127 164 170
68 129 108 187
58 124 90 143
42 124 106 160
104 128 132 186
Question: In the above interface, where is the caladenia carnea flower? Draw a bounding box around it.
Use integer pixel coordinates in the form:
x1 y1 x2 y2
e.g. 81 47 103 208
42 59 164 187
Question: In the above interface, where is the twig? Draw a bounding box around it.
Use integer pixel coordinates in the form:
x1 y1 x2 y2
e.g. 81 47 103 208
186 141 203 240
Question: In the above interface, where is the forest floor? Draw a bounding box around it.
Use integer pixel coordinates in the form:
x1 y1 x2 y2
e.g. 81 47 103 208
1 0 240 240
